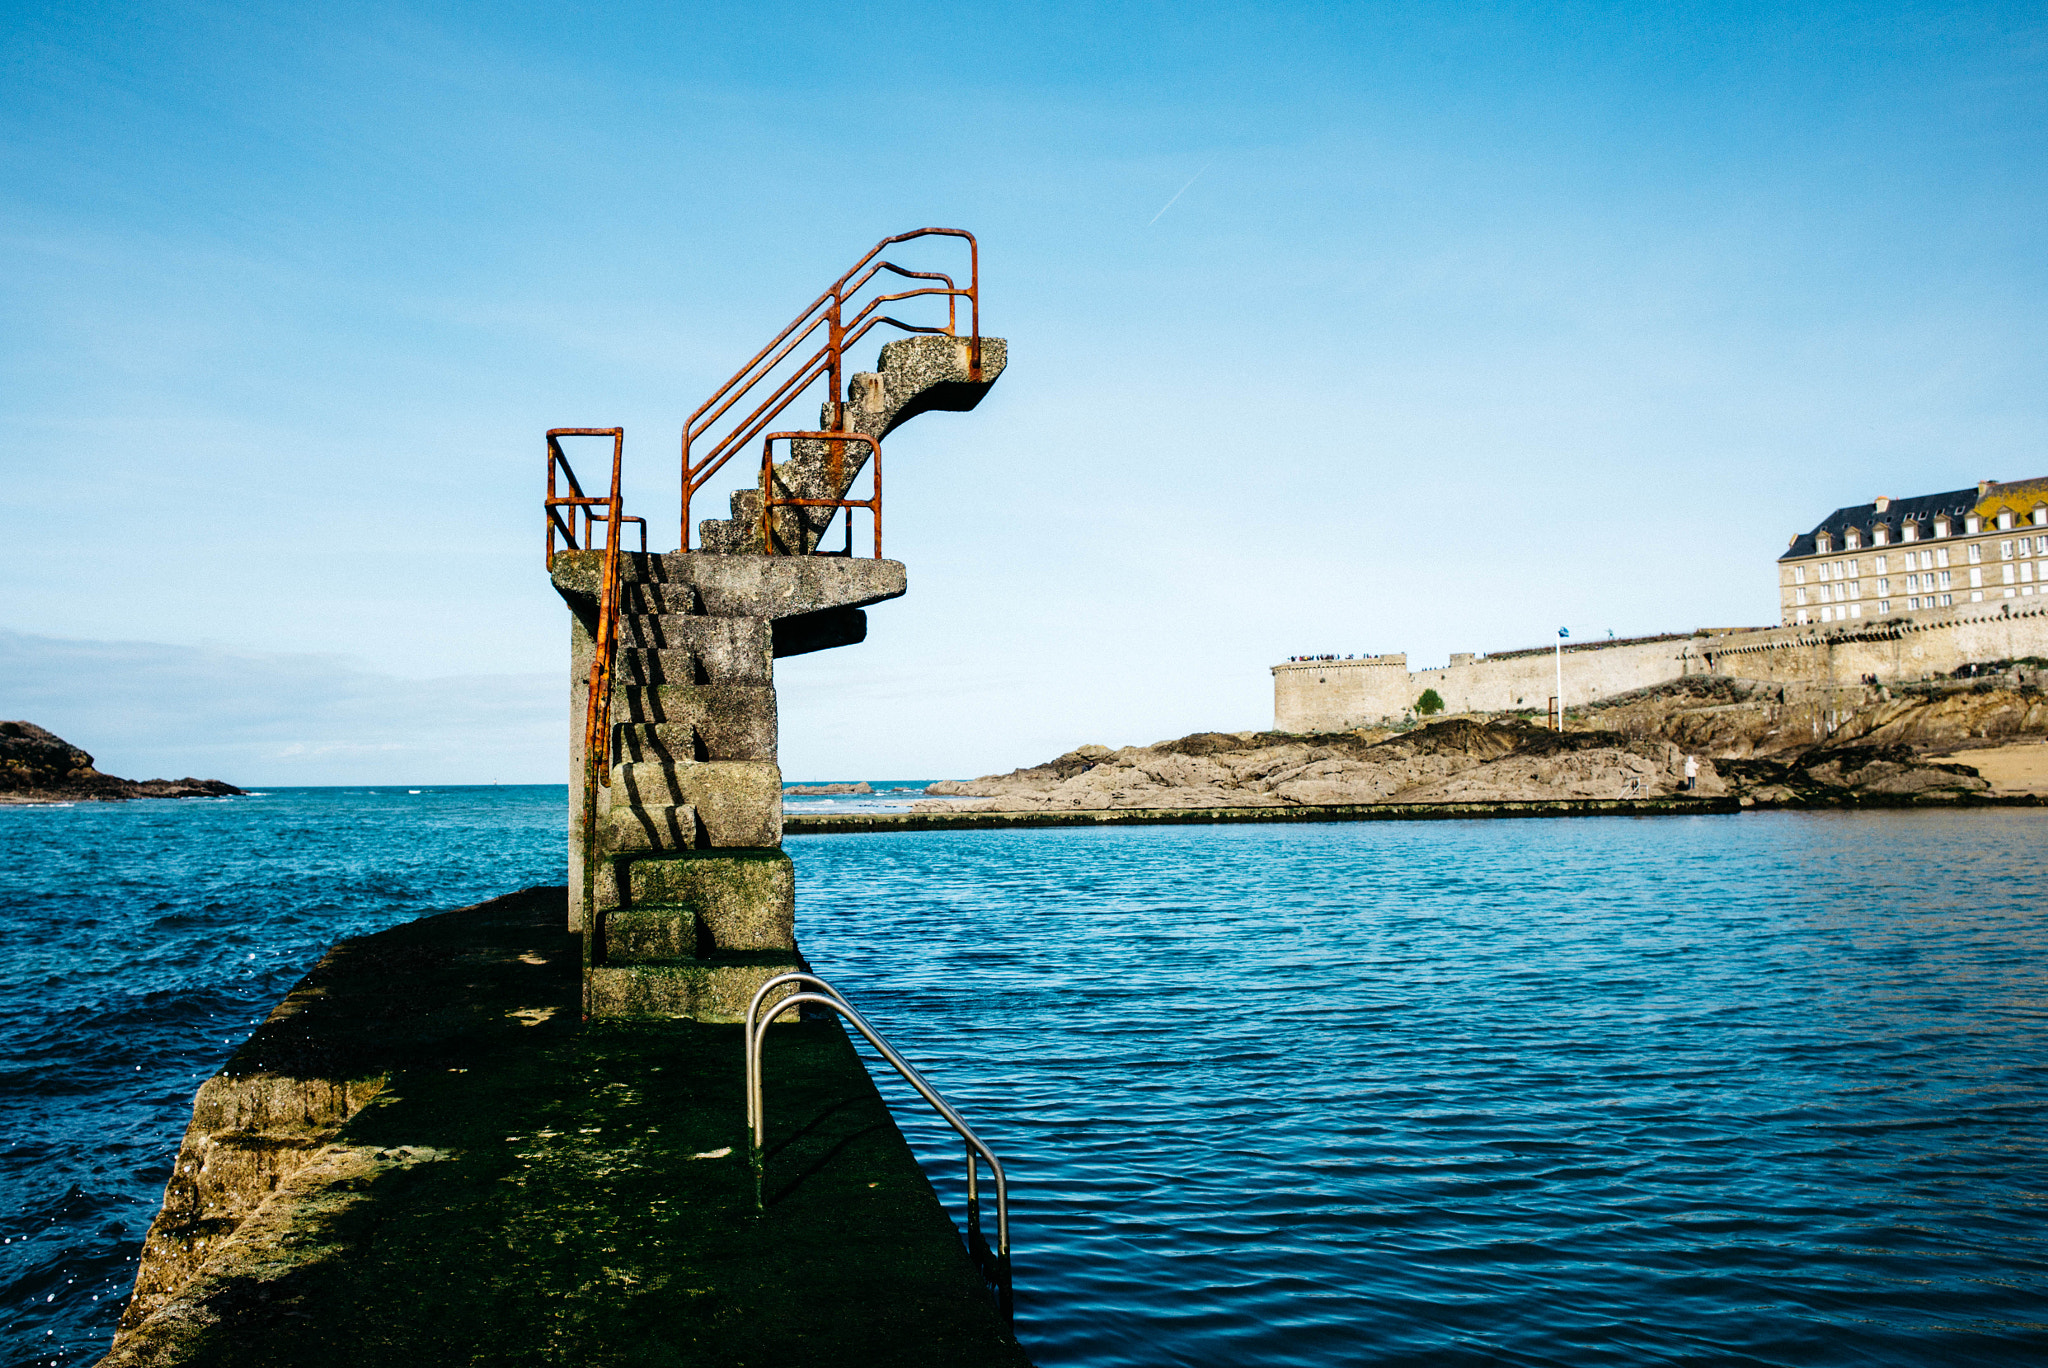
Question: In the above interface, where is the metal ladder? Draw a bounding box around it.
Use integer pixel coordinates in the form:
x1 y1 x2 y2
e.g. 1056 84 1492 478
745 973 1012 1318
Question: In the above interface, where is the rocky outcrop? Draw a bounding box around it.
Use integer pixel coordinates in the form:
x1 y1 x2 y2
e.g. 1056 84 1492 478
922 719 1725 812
0 721 241 803
920 676 2041 814
784 781 874 796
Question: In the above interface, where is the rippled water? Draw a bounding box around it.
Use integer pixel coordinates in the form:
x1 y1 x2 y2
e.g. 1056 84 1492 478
0 788 565 1368
5 798 2043 1366
789 812 2048 1367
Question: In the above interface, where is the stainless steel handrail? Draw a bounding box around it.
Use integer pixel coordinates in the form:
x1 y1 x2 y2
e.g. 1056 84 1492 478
743 974 1010 1259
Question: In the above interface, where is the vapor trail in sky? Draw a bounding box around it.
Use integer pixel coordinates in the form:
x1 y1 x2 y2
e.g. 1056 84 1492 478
1148 159 1215 225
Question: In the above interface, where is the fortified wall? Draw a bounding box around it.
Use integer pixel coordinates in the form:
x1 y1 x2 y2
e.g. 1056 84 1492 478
1274 600 2048 732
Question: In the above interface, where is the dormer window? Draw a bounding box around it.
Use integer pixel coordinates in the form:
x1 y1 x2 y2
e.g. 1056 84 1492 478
1966 514 1982 534
1845 528 1862 549
2034 505 2047 527
1873 524 1890 545
1903 520 1919 541
1815 532 1832 554
1934 517 1951 537
1998 510 2014 530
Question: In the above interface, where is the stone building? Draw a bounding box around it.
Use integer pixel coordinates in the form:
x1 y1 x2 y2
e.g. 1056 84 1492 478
1777 477 2048 627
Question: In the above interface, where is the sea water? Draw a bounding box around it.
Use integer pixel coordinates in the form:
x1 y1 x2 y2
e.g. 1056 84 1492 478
2 794 2043 1366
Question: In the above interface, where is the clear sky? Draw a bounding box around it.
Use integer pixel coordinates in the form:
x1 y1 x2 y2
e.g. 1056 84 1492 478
4 1 2045 784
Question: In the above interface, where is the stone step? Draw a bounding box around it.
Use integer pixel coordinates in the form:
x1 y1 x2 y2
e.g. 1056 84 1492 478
627 851 794 950
620 582 701 616
614 618 770 683
598 906 696 963
605 802 699 853
611 759 781 848
585 959 805 1022
612 684 776 760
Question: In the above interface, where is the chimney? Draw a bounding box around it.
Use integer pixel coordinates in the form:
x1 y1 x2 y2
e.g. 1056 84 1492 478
1873 495 1890 512
1979 479 1996 496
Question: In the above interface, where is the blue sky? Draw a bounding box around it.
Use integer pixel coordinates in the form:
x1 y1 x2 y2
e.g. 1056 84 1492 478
4 1 2045 783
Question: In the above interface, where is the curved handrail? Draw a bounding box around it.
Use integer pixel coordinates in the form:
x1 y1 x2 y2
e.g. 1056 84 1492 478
745 977 1009 1259
680 229 978 548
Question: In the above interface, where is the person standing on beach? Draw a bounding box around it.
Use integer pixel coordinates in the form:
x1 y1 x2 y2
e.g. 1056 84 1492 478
1684 755 1698 791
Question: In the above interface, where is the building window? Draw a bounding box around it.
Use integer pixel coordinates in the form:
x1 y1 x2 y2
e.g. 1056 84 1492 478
1941 594 1954 606
1878 599 1890 613
2001 540 2015 559
1998 510 2014 530
1820 606 1833 622
1874 525 1890 545
1849 604 1862 618
1908 597 1921 609
1903 521 1919 541
1874 555 1888 572
1816 533 1832 553
1796 609 1810 625
1877 576 1890 594
2035 505 2047 527
1970 567 1984 588
1794 587 1807 605
1846 529 1862 549
2004 565 2017 584
1969 543 1983 563
1971 590 1984 602
2023 563 2036 583
1907 574 1920 592
1940 569 1952 588
1850 580 1861 598
1792 565 1807 584
1935 517 1950 536
1966 515 1981 534
1847 558 1860 575
1936 548 1951 568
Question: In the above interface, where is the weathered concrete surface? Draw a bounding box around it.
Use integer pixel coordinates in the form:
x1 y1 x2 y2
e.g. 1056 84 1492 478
627 850 796 950
553 551 907 622
698 335 1008 554
102 887 1027 1367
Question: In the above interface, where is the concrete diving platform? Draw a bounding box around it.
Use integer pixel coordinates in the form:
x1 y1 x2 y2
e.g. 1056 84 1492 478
100 888 1029 1367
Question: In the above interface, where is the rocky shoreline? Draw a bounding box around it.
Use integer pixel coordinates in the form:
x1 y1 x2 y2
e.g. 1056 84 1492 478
920 674 2047 813
0 721 242 804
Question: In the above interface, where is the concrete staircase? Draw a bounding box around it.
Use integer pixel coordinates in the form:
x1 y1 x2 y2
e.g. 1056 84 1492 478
699 334 1009 555
552 328 1005 1021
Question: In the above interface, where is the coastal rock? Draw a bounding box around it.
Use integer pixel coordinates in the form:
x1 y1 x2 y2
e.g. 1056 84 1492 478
783 781 874 796
0 720 242 803
916 720 1719 813
917 675 2043 816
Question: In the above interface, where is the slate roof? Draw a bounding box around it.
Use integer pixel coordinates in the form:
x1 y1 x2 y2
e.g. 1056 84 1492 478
1780 486 1981 561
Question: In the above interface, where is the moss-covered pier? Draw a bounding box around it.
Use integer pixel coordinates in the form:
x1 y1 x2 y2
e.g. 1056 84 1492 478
99 889 1027 1367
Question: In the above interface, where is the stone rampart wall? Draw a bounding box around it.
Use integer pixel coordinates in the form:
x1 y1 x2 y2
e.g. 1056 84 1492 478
1273 602 2048 732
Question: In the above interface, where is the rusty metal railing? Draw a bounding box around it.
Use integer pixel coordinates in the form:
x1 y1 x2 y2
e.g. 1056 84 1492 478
758 431 881 558
680 228 978 551
547 430 646 569
545 428 637 939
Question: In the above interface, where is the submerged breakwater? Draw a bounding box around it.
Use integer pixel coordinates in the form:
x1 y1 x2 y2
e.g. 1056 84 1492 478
4 792 2043 1366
